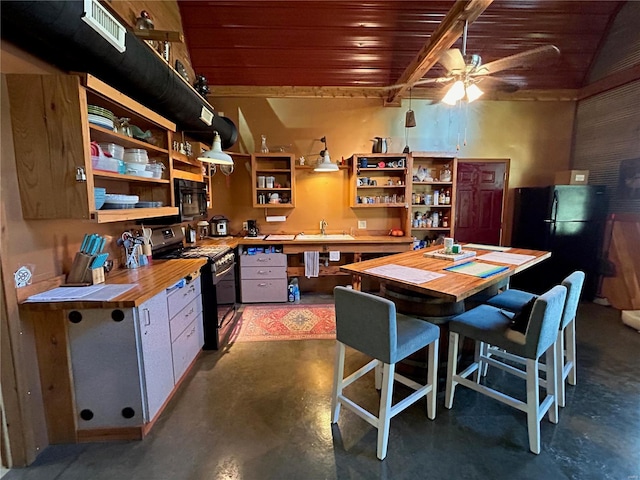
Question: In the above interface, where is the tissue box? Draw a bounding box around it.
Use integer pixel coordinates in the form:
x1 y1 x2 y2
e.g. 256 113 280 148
555 170 589 185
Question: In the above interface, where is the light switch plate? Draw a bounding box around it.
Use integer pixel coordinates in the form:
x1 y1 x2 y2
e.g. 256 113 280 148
358 221 367 229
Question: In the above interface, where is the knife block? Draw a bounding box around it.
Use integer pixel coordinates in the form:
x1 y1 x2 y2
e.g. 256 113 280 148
67 252 105 285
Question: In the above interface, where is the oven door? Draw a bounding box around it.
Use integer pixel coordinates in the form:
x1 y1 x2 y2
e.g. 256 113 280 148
215 264 236 329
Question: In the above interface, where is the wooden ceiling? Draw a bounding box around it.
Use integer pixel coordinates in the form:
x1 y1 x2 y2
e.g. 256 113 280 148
178 0 625 100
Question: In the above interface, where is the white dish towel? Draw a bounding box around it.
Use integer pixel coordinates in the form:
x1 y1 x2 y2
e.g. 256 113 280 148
304 251 320 278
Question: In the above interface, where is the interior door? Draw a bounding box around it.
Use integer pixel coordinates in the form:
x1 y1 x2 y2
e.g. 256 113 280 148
455 160 508 244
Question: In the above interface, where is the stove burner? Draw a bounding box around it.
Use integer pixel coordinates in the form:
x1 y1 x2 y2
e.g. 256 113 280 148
181 245 231 259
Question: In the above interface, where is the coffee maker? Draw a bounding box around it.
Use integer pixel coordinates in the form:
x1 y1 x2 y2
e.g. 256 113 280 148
247 220 259 237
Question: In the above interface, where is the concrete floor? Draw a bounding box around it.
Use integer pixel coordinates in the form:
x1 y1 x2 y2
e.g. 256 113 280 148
5 300 640 480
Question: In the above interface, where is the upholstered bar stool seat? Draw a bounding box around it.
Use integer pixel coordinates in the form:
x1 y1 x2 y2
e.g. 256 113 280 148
486 288 538 311
331 286 440 460
484 271 585 407
445 285 567 454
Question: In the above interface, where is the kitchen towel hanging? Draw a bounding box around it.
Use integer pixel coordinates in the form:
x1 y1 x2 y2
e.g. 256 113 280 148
304 251 320 278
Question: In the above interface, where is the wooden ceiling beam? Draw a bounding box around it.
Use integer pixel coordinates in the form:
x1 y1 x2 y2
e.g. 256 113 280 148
207 86 578 102
385 0 494 105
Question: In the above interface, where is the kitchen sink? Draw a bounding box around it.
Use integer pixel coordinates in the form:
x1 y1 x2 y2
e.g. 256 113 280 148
295 234 355 241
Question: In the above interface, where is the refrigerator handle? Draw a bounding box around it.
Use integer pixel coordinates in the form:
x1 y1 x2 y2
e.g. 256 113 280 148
551 189 559 223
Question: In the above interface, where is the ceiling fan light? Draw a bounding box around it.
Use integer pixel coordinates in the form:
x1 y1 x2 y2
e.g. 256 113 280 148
466 83 484 102
405 109 416 128
442 80 465 105
197 131 233 166
314 150 339 172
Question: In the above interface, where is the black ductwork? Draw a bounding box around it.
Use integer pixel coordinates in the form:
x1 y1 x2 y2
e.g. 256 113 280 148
1 1 237 149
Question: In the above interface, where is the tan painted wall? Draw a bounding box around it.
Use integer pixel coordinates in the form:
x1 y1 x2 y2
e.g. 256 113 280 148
208 96 575 242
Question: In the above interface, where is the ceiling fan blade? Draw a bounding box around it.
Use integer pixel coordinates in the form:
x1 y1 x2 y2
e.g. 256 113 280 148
471 45 560 76
438 48 466 74
475 76 521 93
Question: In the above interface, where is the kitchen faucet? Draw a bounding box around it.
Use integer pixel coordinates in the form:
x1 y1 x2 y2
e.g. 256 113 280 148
320 219 328 235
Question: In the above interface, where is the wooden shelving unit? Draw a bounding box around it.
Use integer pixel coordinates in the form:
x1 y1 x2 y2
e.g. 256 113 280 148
6 73 179 223
409 152 458 245
251 153 296 208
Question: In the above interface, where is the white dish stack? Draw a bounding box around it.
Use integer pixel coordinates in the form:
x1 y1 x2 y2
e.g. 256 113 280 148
124 149 152 177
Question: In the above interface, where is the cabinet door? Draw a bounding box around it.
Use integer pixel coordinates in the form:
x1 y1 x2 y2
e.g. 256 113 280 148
67 308 145 429
137 289 174 421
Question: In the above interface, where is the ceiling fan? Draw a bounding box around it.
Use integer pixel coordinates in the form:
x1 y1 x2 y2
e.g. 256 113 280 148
387 20 560 103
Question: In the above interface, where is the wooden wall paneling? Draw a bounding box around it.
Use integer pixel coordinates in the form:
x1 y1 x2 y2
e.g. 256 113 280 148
29 310 77 444
1 262 25 468
105 1 196 83
6 75 89 219
601 215 640 310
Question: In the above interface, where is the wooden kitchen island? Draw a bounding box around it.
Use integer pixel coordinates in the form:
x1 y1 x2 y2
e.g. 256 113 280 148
20 259 207 445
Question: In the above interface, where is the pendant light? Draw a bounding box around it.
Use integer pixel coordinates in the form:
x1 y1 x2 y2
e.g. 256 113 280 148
403 89 415 153
404 88 416 128
197 131 233 166
314 136 339 172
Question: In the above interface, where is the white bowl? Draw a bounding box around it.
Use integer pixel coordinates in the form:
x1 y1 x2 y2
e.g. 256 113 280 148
128 170 154 178
125 162 147 172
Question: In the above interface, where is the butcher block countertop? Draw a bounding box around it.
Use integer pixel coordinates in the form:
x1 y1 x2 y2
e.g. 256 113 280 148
20 235 410 311
20 258 207 311
201 234 413 254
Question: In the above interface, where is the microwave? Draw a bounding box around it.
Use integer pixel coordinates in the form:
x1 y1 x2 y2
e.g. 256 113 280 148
142 178 208 225
175 178 208 222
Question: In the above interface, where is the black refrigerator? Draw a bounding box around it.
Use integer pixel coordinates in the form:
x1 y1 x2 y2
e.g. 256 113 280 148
510 185 607 299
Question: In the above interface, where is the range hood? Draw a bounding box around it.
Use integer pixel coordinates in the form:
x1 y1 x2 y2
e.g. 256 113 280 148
0 0 237 149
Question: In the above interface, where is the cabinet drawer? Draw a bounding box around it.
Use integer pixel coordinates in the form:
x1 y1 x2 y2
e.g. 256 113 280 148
241 279 288 303
167 277 201 318
169 297 203 343
240 253 287 268
172 316 203 383
240 265 287 280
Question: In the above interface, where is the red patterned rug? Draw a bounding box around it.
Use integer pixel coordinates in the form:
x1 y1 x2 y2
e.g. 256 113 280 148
235 304 336 342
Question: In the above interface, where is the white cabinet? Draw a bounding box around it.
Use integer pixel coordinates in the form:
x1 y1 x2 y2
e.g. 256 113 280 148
240 253 288 303
137 290 173 421
167 278 204 382
66 278 203 431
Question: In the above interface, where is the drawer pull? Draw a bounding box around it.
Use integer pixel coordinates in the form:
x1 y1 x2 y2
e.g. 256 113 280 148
144 308 151 326
183 285 195 298
186 326 196 338
186 307 194 318
258 283 268 287
257 258 268 262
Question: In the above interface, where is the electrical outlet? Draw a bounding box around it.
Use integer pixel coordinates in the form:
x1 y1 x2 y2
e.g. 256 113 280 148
358 221 367 229
242 221 248 230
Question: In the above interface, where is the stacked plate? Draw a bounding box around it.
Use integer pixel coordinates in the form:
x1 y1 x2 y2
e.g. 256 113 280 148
88 105 115 130
103 194 139 210
136 201 163 208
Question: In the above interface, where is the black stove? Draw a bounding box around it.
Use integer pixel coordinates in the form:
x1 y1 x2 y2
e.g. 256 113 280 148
150 226 238 350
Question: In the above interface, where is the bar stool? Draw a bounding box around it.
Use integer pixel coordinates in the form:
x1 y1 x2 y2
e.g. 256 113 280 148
445 285 567 454
485 271 585 407
331 286 440 460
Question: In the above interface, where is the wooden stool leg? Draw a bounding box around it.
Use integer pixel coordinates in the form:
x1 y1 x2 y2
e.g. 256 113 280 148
331 342 346 423
426 340 438 420
546 346 558 424
566 320 577 386
377 363 394 460
526 358 541 454
445 332 460 409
